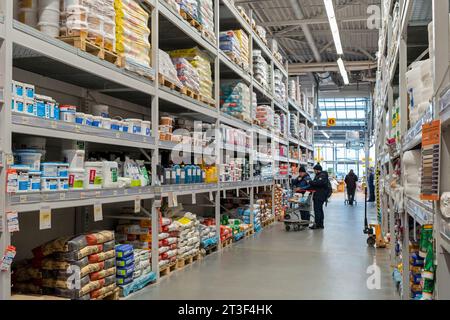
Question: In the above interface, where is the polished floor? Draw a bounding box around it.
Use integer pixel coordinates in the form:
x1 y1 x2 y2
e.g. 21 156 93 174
130 193 399 300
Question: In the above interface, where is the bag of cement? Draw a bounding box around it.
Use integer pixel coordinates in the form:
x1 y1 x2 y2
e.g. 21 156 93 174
42 275 90 290
85 230 115 245
88 250 115 263
54 279 105 299
32 235 88 258
90 283 116 299
54 244 103 261
89 267 116 281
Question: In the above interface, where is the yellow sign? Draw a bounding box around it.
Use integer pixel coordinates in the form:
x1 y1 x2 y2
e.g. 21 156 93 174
327 118 336 127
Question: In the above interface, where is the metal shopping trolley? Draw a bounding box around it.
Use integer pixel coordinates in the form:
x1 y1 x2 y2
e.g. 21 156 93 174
283 190 315 232
344 186 357 206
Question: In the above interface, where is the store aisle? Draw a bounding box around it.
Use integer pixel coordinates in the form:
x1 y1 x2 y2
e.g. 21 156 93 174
130 193 398 300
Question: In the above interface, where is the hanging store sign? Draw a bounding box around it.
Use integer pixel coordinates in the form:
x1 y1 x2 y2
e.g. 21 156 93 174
327 118 336 127
420 120 441 201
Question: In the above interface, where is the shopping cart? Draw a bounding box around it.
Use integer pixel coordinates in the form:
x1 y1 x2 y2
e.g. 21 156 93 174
283 190 315 232
344 186 357 206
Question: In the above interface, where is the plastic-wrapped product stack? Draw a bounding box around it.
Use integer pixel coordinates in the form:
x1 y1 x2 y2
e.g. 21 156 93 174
255 105 274 129
274 184 285 219
288 79 299 102
274 114 281 135
115 0 153 77
197 0 215 41
158 217 178 269
234 30 250 71
406 59 433 127
164 0 181 13
220 30 242 63
251 92 257 118
12 231 117 300
220 80 251 122
279 112 287 137
253 50 269 89
169 48 214 101
220 225 233 242
238 205 261 233
18 0 39 28
172 58 200 93
299 123 306 141
177 0 199 21
256 25 267 43
271 38 283 63
159 50 184 88
289 113 299 138
174 212 201 260
305 126 313 144
274 70 286 104
199 218 217 248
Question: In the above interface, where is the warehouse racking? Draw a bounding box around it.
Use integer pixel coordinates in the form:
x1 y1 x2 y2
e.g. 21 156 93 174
0 0 315 299
374 0 450 299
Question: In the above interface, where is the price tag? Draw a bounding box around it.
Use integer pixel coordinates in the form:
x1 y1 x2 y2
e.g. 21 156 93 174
22 117 29 125
247 187 250 194
75 125 81 133
124 189 128 195
39 206 52 230
6 154 14 165
95 191 101 197
154 199 162 208
173 193 178 207
264 185 267 191
113 190 118 196
60 193 66 200
209 191 214 201
7 211 19 233
51 121 57 129
80 192 86 199
42 194 49 201
134 196 141 213
168 192 174 208
19 195 27 203
191 193 196 204
93 202 103 222
223 189 226 198
236 188 239 196
116 132 121 139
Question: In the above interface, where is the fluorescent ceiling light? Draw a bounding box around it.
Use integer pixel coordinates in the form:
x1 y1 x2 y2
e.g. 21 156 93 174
323 0 343 55
321 130 330 139
337 58 350 85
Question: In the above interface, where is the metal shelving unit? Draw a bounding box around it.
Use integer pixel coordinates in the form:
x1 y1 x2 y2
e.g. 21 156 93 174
374 0 450 300
0 0 316 300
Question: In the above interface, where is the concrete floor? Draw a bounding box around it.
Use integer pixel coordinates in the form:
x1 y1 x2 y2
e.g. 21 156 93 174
130 193 399 300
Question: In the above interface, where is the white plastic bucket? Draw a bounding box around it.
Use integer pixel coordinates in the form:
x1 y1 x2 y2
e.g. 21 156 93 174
63 149 85 169
75 112 86 125
85 114 93 126
92 116 103 127
24 99 36 116
141 121 151 136
57 163 70 177
84 161 103 189
19 8 38 27
110 119 120 131
102 161 118 188
59 178 69 190
28 171 42 191
38 21 60 37
13 98 25 113
60 105 77 122
68 168 85 189
125 119 142 134
120 121 129 133
41 177 59 191
40 162 59 177
102 117 112 130
14 151 42 170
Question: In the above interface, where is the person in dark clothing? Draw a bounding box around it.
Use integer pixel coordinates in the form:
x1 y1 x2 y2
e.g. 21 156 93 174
292 166 312 221
309 164 329 229
367 168 375 202
344 169 358 206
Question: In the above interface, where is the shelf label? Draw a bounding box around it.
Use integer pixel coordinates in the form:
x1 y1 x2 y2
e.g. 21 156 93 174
134 196 141 213
115 132 121 139
93 202 103 222
75 125 81 133
223 189 226 198
60 193 66 201
168 192 174 208
95 191 101 197
236 188 239 196
192 193 196 204
39 206 52 230
154 199 162 208
209 191 214 201
6 154 14 165
51 121 57 129
19 195 27 203
6 211 19 233
22 117 29 125
173 193 178 207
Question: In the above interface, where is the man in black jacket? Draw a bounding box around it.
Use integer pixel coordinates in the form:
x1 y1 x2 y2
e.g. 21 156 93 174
292 166 312 221
344 169 358 206
309 164 329 229
367 168 375 202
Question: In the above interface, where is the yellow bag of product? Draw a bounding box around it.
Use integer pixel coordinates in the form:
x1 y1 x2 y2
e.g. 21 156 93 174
115 0 149 22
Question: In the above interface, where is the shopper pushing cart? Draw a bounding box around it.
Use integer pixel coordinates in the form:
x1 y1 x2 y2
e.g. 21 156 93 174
291 166 312 221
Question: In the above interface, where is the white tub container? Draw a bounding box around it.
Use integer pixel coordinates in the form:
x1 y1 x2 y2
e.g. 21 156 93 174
68 168 85 190
24 83 35 99
85 114 93 126
84 161 103 189
24 99 36 116
12 81 24 97
75 112 86 125
57 163 70 177
102 161 118 188
141 121 151 136
60 105 77 123
41 177 59 191
125 119 142 134
59 178 69 191
12 97 25 113
63 149 85 169
41 162 59 177
120 120 129 133
101 117 112 130
110 119 120 131
14 150 43 170
92 116 103 128
38 22 60 37
11 165 30 193
28 170 42 192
